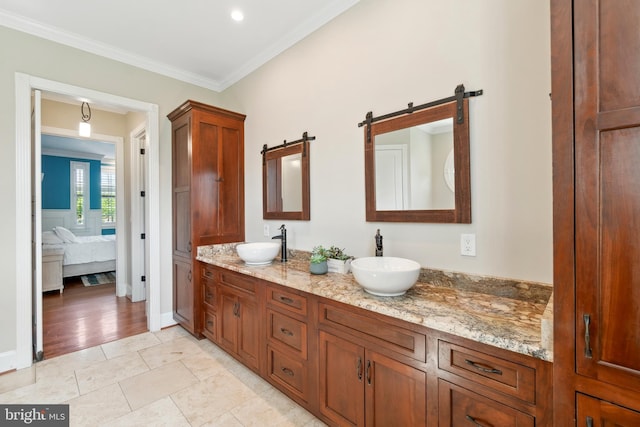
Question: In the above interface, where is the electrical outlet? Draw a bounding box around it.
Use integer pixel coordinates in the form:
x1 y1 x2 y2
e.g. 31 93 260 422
263 224 270 237
461 234 476 256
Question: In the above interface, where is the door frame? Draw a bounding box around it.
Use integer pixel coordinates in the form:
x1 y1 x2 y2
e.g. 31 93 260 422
41 126 128 296
15 72 161 369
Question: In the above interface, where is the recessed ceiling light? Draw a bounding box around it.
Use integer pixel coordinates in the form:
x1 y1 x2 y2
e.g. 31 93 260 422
231 10 244 22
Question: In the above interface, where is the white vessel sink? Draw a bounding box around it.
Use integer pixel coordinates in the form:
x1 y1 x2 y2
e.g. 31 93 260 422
236 242 281 265
350 257 421 296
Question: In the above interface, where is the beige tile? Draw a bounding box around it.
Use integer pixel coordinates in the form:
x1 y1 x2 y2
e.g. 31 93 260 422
104 396 190 427
171 370 257 426
179 350 230 380
101 332 161 359
120 361 198 410
36 346 106 380
75 351 149 395
200 412 244 426
66 383 130 427
153 325 192 343
0 366 35 394
231 387 320 427
0 373 79 404
138 336 204 369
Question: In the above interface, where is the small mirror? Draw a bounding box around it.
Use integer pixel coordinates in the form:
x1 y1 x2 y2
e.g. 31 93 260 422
365 99 471 223
263 141 310 220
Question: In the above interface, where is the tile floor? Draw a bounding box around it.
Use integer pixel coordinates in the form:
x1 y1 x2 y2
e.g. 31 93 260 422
0 326 326 426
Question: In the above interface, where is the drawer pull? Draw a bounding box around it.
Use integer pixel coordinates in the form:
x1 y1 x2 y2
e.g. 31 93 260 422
206 320 214 326
357 357 363 381
465 415 492 427
205 292 213 299
279 296 295 304
583 314 593 358
366 360 372 385
586 416 594 427
464 359 503 375
204 271 213 278
233 302 240 317
281 367 294 377
280 327 294 337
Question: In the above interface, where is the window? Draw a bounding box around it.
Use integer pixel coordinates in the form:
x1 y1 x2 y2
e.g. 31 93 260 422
70 161 90 226
101 164 116 224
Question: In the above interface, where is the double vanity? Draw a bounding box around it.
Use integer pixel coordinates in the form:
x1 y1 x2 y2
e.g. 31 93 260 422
196 243 553 426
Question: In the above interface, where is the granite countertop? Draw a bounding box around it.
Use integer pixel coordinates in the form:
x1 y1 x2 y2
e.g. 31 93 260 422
197 245 553 362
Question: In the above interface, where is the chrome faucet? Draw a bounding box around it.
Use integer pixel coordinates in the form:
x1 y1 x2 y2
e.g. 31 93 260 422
272 224 288 262
375 229 383 256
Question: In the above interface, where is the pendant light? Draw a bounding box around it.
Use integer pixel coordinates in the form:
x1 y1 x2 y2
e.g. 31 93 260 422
79 102 91 137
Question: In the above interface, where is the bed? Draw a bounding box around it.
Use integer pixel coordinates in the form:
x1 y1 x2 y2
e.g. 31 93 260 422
43 227 116 277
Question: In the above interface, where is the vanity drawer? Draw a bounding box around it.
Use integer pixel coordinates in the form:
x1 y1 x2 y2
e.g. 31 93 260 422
202 310 217 341
268 286 308 317
202 282 216 309
219 269 256 294
439 379 534 427
201 264 217 281
318 302 426 362
438 340 536 404
268 310 307 359
268 346 307 400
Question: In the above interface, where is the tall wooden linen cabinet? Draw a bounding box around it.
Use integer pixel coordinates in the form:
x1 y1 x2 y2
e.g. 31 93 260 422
169 100 245 336
552 0 640 424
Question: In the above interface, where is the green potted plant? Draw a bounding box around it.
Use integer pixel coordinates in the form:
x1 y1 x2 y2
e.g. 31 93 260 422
309 245 328 275
325 246 353 274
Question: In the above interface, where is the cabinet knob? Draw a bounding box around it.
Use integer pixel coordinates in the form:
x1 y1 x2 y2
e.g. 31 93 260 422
280 328 294 337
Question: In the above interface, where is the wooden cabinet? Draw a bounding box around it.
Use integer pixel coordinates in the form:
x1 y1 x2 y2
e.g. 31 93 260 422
216 269 261 372
198 264 551 426
552 0 640 422
265 285 313 406
168 100 245 336
318 303 427 426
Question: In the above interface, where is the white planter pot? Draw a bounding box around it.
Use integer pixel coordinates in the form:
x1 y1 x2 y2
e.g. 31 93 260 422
327 258 351 274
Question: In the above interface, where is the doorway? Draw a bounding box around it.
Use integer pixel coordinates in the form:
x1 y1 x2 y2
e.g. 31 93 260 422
15 73 161 369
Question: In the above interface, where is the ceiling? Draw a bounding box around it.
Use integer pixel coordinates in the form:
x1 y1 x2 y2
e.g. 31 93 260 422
0 0 359 91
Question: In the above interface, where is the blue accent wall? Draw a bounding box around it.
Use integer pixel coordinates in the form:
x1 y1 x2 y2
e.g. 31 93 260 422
42 155 102 210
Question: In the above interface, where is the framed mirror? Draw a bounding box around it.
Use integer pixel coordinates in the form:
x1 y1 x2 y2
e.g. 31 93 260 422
263 140 310 220
364 99 471 223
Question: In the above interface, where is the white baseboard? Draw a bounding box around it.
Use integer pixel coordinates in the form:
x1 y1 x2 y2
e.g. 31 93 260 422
0 350 18 375
161 312 178 329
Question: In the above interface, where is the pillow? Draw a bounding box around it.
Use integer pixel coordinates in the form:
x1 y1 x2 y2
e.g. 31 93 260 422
53 226 79 243
42 231 63 245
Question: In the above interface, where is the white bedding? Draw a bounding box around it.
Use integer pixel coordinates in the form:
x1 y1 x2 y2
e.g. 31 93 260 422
44 235 116 266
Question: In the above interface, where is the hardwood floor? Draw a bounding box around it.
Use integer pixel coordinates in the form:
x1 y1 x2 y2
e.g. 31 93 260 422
42 276 147 359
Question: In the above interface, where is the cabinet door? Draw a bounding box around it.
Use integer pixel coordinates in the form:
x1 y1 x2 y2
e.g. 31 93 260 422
319 331 365 426
237 292 259 371
173 259 193 330
574 0 640 389
218 125 244 240
218 288 238 353
365 350 426 427
172 116 191 258
577 393 640 426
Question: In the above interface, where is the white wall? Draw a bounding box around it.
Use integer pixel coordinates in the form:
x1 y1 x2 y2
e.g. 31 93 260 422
222 0 552 283
0 26 222 357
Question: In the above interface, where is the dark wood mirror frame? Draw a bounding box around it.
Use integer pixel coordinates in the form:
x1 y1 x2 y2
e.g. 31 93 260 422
263 141 310 220
364 99 471 223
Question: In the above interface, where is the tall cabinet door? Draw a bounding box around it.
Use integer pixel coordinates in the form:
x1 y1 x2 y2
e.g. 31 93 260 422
172 115 192 259
574 0 640 390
